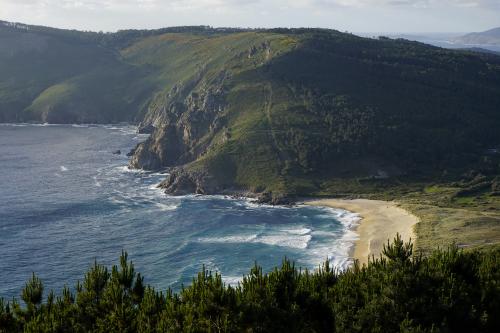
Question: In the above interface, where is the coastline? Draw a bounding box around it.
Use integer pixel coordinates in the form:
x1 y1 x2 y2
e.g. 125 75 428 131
305 199 419 265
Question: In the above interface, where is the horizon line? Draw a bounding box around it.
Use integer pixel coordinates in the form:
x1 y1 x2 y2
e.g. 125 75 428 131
0 18 476 36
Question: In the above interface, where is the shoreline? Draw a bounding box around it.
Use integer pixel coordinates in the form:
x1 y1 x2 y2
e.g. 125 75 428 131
304 199 419 265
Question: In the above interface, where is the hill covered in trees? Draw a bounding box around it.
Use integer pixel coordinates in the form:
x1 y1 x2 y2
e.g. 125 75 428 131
1 21 500 212
0 21 235 123
130 30 500 203
1 236 499 332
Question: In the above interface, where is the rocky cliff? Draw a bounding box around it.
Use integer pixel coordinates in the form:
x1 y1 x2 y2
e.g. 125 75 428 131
129 70 229 170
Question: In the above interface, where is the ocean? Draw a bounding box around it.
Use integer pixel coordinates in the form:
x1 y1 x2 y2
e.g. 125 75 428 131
0 124 359 299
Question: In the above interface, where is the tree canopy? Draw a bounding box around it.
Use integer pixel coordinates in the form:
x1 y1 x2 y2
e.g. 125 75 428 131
1 235 499 332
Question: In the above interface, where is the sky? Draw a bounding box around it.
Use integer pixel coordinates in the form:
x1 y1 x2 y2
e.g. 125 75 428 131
0 0 499 33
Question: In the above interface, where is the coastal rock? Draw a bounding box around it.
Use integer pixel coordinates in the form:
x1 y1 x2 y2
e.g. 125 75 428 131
159 167 224 195
112 150 121 155
257 191 295 206
159 169 198 195
128 141 162 170
158 168 296 205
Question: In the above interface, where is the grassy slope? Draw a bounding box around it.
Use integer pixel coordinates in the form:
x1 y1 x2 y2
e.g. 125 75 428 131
404 185 500 254
176 32 500 190
196 33 300 193
0 25 155 123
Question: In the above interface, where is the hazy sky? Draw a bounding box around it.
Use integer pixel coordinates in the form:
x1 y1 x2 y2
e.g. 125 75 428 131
1 0 499 33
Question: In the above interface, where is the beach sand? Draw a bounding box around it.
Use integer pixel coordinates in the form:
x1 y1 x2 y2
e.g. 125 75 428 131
306 199 419 265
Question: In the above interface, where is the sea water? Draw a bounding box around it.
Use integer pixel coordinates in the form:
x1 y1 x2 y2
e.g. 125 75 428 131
0 124 359 299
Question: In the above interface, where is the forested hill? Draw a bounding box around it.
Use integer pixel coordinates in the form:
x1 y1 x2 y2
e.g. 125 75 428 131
0 21 236 123
1 21 500 201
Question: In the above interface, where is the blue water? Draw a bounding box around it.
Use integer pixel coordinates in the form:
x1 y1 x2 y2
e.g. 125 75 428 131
0 124 358 299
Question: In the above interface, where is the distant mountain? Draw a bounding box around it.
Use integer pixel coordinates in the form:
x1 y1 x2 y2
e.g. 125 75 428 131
455 27 500 46
366 32 500 53
2 21 500 201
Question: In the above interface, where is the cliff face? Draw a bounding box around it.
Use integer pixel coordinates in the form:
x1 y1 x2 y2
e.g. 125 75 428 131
129 70 229 170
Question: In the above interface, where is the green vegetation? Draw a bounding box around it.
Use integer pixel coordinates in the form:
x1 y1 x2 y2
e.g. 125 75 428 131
0 22 294 123
403 177 500 255
302 174 500 255
2 22 500 190
1 236 499 332
0 22 154 123
125 28 500 202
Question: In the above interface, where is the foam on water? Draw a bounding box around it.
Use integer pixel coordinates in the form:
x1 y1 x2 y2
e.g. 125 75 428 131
259 234 312 249
92 176 102 187
282 227 312 235
154 202 179 211
304 206 361 269
115 165 144 174
236 199 291 210
198 234 259 244
197 226 313 250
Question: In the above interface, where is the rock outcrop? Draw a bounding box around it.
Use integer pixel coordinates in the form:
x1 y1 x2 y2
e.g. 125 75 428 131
159 167 296 205
256 192 295 206
129 70 230 171
159 167 227 196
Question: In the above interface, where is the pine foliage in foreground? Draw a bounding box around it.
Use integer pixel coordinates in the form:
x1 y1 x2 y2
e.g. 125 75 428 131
1 236 499 332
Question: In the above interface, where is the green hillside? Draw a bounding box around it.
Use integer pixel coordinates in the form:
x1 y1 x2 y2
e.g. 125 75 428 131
126 30 500 202
0 21 206 123
0 22 266 123
2 22 500 251
2 21 500 199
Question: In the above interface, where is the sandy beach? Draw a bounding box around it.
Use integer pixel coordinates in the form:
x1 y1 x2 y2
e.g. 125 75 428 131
306 199 419 265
